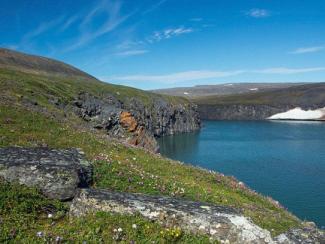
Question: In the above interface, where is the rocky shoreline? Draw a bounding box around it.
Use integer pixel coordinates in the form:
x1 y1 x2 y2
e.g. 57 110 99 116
0 147 324 243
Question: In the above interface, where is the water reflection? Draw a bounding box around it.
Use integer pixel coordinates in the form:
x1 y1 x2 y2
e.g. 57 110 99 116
158 131 200 159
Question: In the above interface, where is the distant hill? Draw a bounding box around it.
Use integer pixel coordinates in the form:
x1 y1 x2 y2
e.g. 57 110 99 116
193 83 325 120
152 83 305 98
0 48 95 79
193 83 325 107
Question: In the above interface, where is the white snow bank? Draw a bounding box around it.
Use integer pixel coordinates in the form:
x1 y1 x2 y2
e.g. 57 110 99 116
268 107 325 120
249 88 259 91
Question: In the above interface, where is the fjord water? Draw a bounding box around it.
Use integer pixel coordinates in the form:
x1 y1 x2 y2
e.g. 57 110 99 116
158 121 325 228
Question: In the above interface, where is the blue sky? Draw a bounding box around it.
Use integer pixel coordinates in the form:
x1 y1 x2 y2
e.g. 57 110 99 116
1 0 325 90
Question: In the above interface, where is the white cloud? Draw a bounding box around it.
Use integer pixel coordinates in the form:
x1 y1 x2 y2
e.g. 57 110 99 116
112 70 244 84
290 46 325 54
115 49 148 57
111 66 325 84
190 18 203 22
147 27 194 43
65 0 133 52
22 17 65 43
254 67 325 74
60 15 80 32
1 44 18 50
246 9 270 18
143 0 167 15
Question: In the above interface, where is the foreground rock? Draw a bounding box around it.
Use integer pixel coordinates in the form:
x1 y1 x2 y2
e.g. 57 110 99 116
70 189 274 243
275 222 325 244
0 147 92 200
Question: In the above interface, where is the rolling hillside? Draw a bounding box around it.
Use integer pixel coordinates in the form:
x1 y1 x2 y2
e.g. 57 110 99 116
153 83 304 98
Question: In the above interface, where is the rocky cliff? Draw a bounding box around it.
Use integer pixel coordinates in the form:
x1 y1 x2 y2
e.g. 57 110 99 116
0 48 200 152
198 104 292 120
73 93 200 152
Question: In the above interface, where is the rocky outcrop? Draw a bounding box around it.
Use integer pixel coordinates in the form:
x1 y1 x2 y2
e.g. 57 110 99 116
125 97 201 137
0 147 92 200
73 93 200 151
275 222 325 244
0 147 324 243
70 188 274 243
198 104 293 120
120 111 138 132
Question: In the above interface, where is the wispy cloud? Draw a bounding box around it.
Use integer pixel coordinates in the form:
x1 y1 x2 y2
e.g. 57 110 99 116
60 15 80 32
254 67 325 74
290 46 325 54
246 8 270 18
111 67 325 83
65 0 134 52
190 18 203 22
147 27 194 43
114 49 148 57
21 17 65 45
143 0 167 15
1 44 18 50
112 70 244 84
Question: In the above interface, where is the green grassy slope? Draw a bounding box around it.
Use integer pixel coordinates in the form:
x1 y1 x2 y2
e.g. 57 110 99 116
0 48 188 107
0 104 300 240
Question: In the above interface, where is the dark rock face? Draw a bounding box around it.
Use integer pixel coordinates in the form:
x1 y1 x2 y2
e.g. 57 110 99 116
275 222 325 244
126 97 201 137
0 147 92 200
70 188 274 243
73 93 200 151
198 104 293 120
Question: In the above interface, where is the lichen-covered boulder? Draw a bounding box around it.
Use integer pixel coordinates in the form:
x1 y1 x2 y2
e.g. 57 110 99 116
275 221 325 244
0 147 92 200
70 189 274 243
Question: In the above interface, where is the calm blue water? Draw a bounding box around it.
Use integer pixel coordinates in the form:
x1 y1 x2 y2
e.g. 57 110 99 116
158 120 325 228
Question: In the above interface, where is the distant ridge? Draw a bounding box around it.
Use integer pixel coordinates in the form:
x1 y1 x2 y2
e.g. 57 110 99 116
152 83 305 98
0 48 95 80
194 82 325 107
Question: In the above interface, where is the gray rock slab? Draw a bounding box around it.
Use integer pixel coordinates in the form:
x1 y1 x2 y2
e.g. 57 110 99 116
70 188 274 243
0 147 92 200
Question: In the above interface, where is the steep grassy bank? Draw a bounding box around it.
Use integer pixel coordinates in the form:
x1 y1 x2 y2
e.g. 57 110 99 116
0 104 300 239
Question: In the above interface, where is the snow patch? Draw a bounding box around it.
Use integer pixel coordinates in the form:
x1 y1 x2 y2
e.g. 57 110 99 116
183 92 189 95
249 88 259 91
268 107 325 120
